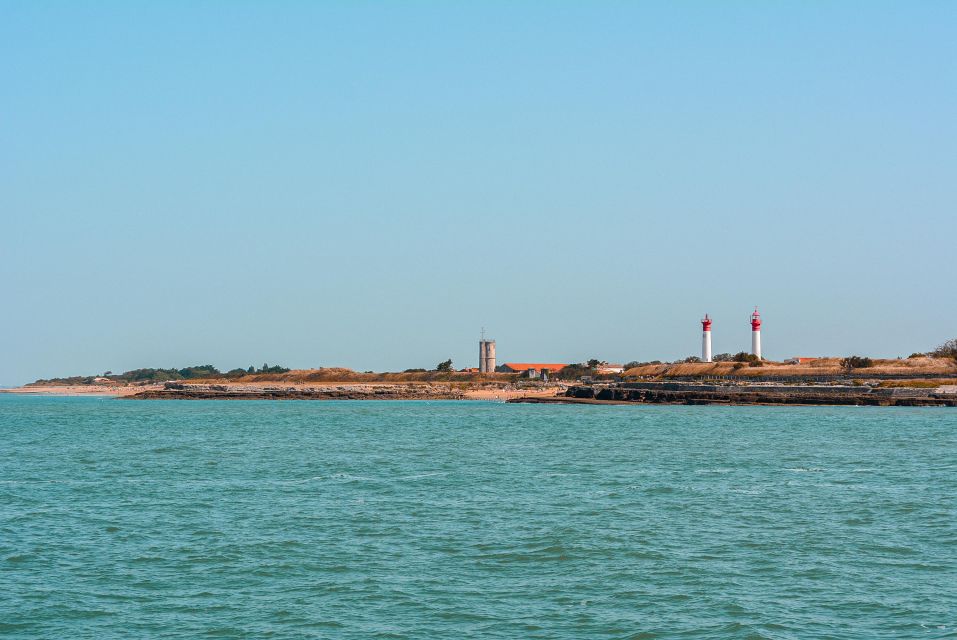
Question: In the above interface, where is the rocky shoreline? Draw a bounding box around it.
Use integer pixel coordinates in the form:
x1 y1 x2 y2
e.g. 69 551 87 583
510 381 957 407
126 382 468 401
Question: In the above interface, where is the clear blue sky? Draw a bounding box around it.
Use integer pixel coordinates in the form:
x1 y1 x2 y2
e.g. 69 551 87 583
2 1 955 385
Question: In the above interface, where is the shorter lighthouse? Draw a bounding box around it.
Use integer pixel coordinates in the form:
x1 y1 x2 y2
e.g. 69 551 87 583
701 314 712 362
750 307 762 360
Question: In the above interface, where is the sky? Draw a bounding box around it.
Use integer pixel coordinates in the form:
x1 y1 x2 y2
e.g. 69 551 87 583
1 1 955 385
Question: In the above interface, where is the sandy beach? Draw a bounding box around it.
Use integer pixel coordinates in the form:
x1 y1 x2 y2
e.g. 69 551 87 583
1 384 159 397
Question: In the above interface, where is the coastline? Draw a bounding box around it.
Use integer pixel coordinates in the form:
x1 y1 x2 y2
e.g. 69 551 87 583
0 384 156 397
2 382 565 402
7 377 956 407
555 381 957 407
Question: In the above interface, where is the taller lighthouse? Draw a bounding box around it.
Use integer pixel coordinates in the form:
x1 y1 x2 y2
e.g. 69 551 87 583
701 314 712 362
750 307 762 360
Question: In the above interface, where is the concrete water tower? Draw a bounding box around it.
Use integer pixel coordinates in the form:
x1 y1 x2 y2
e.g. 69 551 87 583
750 307 762 360
701 314 712 362
479 334 496 373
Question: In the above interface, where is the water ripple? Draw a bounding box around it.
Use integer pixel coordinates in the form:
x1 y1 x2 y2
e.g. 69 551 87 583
1 397 955 638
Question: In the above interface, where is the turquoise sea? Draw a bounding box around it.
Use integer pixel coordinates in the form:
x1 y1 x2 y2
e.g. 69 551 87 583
1 396 955 639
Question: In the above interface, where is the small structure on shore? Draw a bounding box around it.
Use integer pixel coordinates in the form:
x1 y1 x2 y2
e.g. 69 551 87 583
500 363 569 378
596 363 625 374
479 336 496 373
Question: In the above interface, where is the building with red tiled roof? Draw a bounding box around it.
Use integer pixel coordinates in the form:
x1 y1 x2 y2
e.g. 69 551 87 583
500 363 569 375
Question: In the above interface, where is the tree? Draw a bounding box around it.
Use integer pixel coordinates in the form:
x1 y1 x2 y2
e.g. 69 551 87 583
436 359 453 372
732 352 759 363
178 365 221 379
712 353 734 362
932 339 957 360
587 359 602 368
247 366 255 373
683 356 702 363
259 364 291 374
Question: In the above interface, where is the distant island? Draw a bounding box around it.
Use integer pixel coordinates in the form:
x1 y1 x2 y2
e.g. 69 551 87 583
6 343 957 406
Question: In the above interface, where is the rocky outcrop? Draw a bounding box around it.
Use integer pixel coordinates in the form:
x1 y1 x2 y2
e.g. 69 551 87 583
556 382 957 407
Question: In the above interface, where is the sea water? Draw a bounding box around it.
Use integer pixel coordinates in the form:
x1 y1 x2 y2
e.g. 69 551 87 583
1 396 955 639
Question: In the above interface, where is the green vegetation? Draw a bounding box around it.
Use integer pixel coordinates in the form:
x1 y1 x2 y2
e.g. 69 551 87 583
256 363 291 374
712 353 734 362
178 365 221 378
840 356 874 370
555 364 593 380
732 352 760 363
555 359 620 380
436 359 453 372
31 363 291 386
623 360 662 370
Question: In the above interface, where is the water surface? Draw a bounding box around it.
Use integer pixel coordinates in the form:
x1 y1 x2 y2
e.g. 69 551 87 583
1 397 955 638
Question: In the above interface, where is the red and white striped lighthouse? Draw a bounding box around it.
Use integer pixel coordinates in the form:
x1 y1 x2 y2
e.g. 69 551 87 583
750 307 762 360
701 314 712 362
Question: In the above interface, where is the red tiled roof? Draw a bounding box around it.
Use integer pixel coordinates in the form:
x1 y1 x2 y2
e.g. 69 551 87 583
502 363 569 372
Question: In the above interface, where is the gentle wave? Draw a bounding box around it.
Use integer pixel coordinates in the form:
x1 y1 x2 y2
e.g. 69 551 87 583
1 397 955 639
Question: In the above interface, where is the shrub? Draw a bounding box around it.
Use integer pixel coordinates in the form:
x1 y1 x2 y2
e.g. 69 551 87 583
749 360 763 367
733 352 759 363
555 363 595 380
258 363 291 374
178 365 221 379
712 353 734 362
622 361 662 369
683 356 702 363
932 339 957 360
436 359 453 372
840 356 873 369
